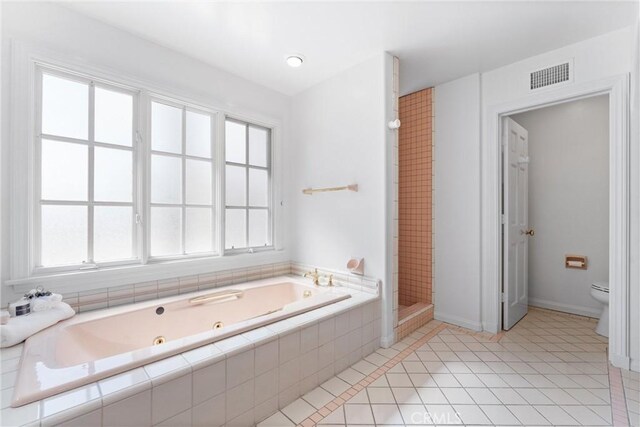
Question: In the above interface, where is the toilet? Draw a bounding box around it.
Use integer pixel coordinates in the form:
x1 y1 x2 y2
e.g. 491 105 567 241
590 282 609 337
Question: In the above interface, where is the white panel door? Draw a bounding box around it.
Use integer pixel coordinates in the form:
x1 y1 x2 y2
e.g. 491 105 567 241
503 117 531 330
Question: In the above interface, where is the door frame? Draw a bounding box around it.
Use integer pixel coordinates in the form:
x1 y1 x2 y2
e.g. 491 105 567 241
482 74 630 369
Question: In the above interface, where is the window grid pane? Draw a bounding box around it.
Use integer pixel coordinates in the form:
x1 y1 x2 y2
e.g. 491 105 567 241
149 100 215 258
38 69 138 270
36 67 277 271
225 119 271 250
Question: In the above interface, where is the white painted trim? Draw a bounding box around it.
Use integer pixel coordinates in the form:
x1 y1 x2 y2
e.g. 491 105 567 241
5 39 287 295
528 297 601 319
6 250 289 294
382 53 396 348
380 334 395 348
434 312 483 332
482 74 631 368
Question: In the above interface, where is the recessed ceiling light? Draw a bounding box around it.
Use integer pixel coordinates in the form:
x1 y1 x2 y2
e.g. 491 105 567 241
286 55 304 68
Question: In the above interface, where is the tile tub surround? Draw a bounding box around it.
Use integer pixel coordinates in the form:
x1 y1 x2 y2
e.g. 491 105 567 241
58 261 293 314
43 261 377 315
0 287 381 426
12 277 352 407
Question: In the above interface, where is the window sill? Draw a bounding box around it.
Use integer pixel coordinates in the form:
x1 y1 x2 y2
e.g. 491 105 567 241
5 249 288 294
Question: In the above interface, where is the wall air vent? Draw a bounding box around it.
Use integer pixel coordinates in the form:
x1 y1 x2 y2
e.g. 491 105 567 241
529 62 571 90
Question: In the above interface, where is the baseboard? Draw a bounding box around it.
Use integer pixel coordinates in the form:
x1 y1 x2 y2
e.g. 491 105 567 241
610 352 631 370
528 297 601 318
380 333 395 348
631 358 639 373
434 311 483 331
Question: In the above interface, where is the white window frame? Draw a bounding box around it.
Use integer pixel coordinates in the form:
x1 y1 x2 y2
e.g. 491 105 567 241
146 96 218 261
5 41 285 294
33 65 141 274
223 117 274 254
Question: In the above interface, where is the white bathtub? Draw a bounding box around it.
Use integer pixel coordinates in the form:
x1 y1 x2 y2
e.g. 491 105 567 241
12 276 350 407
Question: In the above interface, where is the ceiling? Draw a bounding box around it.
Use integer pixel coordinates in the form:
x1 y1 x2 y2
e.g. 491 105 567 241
65 1 638 96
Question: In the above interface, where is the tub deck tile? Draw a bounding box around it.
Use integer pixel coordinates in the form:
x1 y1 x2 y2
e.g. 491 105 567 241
182 343 225 370
39 383 101 426
144 354 191 384
98 367 151 405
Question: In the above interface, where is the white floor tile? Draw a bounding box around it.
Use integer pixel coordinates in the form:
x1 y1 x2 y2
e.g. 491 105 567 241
386 373 413 387
337 368 365 385
589 405 612 424
452 404 491 425
371 404 404 425
440 388 474 404
352 360 377 376
452 373 484 388
319 406 345 424
491 387 528 405
423 361 448 373
398 404 430 425
507 405 549 425
561 405 609 426
423 404 460 425
565 388 608 405
367 387 396 404
322 377 351 396
534 405 579 426
417 387 448 405
281 398 315 424
403 361 428 373
479 404 520 425
466 388 501 405
391 387 422 404
408 373 437 387
286 310 627 427
257 410 294 426
369 376 390 387
540 388 580 405
348 389 370 404
430 373 461 388
344 404 375 424
514 388 553 405
477 373 512 388
303 386 335 409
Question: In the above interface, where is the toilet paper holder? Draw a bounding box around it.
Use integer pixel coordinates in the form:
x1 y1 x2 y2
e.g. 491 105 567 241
565 255 587 270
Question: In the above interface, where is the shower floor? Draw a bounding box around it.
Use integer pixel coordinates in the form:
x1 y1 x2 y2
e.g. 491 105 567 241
398 302 431 321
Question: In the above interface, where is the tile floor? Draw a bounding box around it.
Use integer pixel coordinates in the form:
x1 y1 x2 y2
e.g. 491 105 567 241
623 369 640 426
259 307 639 426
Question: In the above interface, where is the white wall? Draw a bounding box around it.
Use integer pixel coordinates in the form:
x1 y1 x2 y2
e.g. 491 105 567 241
481 26 634 108
433 25 637 368
433 73 482 330
511 96 609 318
289 53 388 291
1 3 394 348
630 19 640 372
1 3 292 302
481 26 638 368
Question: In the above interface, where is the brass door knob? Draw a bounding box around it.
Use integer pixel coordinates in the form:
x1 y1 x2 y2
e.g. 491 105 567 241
522 229 535 236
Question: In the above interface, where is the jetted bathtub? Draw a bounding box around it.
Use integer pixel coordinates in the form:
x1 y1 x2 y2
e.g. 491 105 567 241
12 276 350 407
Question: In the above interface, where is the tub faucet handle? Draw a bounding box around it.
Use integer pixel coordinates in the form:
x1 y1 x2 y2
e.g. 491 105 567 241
327 274 334 286
304 268 320 285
